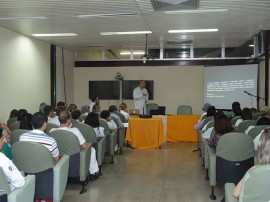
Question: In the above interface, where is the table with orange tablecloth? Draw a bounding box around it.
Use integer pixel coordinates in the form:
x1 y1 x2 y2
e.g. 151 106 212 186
166 115 200 142
125 117 165 149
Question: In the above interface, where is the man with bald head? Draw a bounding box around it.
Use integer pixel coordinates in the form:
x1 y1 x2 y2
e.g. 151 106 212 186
50 110 100 178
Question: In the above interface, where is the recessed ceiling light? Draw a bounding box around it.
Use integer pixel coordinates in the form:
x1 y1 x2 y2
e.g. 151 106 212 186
249 44 254 47
32 33 77 37
78 13 137 18
168 29 218 33
100 31 152 35
0 16 46 20
164 9 228 14
120 51 145 55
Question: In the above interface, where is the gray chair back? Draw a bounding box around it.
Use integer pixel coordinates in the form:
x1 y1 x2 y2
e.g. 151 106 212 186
49 130 81 155
7 118 17 128
71 119 78 126
117 113 127 123
216 132 254 161
9 121 20 131
100 119 110 136
45 123 59 134
206 120 214 130
73 123 97 143
146 103 159 115
231 116 241 125
0 167 10 197
12 141 54 173
237 120 257 133
177 105 192 115
10 129 29 145
247 125 270 139
252 112 263 120
203 116 213 125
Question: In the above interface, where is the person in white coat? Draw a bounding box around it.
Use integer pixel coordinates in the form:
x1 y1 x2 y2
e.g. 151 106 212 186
133 80 149 114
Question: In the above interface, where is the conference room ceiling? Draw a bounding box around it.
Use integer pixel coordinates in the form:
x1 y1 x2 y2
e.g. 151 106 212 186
0 0 270 50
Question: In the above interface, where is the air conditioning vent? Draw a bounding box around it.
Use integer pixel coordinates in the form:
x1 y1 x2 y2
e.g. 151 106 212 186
166 40 193 45
150 0 200 11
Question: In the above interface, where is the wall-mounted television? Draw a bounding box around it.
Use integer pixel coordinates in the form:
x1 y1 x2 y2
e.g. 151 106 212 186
122 80 154 100
89 81 120 100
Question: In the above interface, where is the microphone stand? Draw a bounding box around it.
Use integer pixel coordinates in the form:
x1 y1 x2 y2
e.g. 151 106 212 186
244 91 265 110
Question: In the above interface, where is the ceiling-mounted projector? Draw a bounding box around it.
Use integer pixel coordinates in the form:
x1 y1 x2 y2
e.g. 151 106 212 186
115 72 124 80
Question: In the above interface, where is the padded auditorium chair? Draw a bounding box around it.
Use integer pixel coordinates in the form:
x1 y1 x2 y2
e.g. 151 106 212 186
71 119 79 126
12 141 69 202
201 120 214 164
252 112 263 120
0 167 35 202
177 105 192 115
247 125 270 139
73 123 106 174
7 118 17 128
111 116 124 154
195 116 213 154
9 121 20 131
236 120 257 133
207 132 254 200
117 112 127 123
145 103 159 115
225 165 270 202
49 130 91 194
231 116 241 125
10 129 29 145
100 119 117 163
44 123 59 134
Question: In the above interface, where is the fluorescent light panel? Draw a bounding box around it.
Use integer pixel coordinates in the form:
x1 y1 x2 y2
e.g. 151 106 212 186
78 13 137 18
100 31 152 35
32 33 77 37
249 44 254 47
164 9 228 14
0 16 46 20
120 51 145 55
168 29 218 33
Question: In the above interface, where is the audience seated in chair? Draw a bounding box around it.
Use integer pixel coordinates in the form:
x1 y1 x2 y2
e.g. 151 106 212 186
50 110 100 179
119 103 130 121
109 105 124 129
89 96 100 112
85 112 105 140
43 105 60 126
19 112 60 202
202 111 224 139
100 110 117 131
67 104 77 113
233 128 270 199
71 109 84 124
199 103 211 122
39 102 47 113
0 122 12 159
235 108 252 127
208 114 234 150
230 101 241 119
194 106 216 131
81 104 90 121
19 113 33 130
0 136 25 191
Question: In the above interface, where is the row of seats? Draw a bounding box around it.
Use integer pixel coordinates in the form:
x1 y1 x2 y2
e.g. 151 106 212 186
197 113 270 201
145 103 193 115
3 114 127 202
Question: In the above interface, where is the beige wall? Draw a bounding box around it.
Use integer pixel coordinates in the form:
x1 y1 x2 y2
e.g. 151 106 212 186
74 66 204 114
0 27 74 122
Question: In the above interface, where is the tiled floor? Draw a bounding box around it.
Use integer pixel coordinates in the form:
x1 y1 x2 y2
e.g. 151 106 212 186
62 142 224 202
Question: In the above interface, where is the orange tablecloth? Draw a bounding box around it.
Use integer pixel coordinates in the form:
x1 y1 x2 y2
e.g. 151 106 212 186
166 115 200 142
125 117 165 149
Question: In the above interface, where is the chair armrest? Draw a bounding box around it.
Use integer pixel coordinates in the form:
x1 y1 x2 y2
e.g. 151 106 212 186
97 136 106 166
110 131 117 155
203 142 209 169
53 155 69 202
208 147 216 186
8 175 35 202
80 143 91 182
225 183 238 202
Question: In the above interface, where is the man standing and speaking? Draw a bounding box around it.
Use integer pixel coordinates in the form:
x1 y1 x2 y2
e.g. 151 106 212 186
133 80 149 114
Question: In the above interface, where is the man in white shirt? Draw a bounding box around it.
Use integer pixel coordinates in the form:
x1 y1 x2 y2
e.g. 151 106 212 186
119 103 130 121
0 136 25 192
133 80 148 114
50 110 100 177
